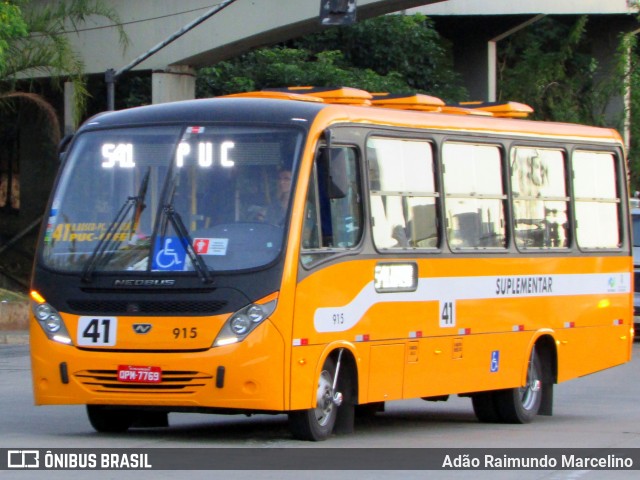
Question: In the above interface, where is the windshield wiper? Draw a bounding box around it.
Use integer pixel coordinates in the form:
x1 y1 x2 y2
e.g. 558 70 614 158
81 167 151 282
158 174 213 284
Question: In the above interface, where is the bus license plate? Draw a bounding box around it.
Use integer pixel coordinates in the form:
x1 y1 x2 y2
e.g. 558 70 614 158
117 365 162 383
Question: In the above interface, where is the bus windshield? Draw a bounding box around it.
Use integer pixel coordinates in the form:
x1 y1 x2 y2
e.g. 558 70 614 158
42 124 303 274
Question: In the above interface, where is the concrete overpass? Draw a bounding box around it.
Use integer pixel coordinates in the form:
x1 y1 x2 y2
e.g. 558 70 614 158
30 0 447 129
38 0 637 126
412 0 638 108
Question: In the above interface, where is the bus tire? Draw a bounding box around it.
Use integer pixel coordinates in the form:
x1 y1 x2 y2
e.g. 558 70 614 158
494 351 543 423
471 392 501 422
86 405 134 433
288 357 338 441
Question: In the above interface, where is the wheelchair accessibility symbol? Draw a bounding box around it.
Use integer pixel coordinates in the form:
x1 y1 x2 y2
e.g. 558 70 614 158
490 350 500 373
152 237 187 271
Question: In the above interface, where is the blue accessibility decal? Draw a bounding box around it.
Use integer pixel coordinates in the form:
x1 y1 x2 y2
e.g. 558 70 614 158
490 350 500 373
152 237 187 271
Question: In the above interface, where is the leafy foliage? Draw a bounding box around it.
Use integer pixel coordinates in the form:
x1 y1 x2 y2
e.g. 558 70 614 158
0 0 127 127
497 16 609 124
0 1 28 76
197 47 410 98
497 16 640 190
198 14 467 102
292 13 466 101
625 33 640 191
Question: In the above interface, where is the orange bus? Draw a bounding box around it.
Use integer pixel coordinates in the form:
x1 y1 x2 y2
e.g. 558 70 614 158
30 87 633 440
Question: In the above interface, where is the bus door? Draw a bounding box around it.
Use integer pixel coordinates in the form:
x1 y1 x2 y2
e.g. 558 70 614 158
291 144 365 408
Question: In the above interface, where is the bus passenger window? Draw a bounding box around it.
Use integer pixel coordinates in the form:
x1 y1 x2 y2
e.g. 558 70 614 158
367 137 438 250
301 147 363 267
442 142 506 250
511 147 569 249
572 151 621 249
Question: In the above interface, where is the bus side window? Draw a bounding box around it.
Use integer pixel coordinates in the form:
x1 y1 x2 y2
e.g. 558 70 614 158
367 137 438 250
301 147 362 267
572 150 621 249
442 142 506 250
511 147 569 250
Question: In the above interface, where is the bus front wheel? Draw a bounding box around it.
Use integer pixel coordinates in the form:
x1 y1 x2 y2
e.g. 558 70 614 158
87 405 134 433
288 357 338 441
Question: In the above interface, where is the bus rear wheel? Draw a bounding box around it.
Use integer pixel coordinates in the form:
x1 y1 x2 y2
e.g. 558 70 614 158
494 352 543 423
87 405 134 433
288 357 338 441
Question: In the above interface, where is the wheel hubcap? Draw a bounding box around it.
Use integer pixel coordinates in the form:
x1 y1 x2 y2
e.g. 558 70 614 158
520 361 541 411
314 370 334 427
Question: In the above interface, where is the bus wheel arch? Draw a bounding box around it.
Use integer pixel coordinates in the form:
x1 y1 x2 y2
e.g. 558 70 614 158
472 335 557 423
288 346 359 440
495 335 557 423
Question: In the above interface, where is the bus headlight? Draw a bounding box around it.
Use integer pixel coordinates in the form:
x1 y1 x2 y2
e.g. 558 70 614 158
214 298 277 347
44 312 63 332
30 292 73 345
230 314 251 335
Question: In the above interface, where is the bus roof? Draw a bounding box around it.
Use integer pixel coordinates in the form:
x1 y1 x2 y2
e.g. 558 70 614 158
83 87 623 146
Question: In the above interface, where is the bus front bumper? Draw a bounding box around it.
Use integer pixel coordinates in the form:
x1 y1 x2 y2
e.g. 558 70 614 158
29 319 286 412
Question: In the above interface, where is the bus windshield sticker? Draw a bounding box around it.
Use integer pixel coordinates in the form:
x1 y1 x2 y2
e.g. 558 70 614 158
193 238 229 256
152 237 188 271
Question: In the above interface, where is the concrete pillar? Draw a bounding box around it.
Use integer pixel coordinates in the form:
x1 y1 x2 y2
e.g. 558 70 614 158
452 38 489 101
152 65 196 104
487 15 545 102
64 81 76 134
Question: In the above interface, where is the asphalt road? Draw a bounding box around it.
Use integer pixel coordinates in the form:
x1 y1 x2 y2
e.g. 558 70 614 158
1 343 639 479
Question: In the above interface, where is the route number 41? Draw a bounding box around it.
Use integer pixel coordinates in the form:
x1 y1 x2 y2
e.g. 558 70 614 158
439 300 456 328
77 316 117 346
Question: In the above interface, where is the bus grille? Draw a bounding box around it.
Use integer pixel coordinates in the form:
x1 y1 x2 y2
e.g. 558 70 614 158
75 369 214 394
67 300 228 315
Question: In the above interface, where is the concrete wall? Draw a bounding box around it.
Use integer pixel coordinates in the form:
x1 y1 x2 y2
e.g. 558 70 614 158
30 0 445 75
411 0 636 15
411 0 639 107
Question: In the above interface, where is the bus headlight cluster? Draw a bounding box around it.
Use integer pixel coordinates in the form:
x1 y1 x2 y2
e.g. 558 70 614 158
34 304 62 332
214 299 277 347
30 292 73 345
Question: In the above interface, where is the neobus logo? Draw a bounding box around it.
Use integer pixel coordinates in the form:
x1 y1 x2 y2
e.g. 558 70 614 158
133 324 152 334
113 279 176 287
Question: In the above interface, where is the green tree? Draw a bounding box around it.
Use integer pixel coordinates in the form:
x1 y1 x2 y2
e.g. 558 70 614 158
198 47 410 98
497 16 622 126
497 15 640 190
293 13 466 102
198 14 467 102
0 0 127 131
0 1 28 76
625 33 640 191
